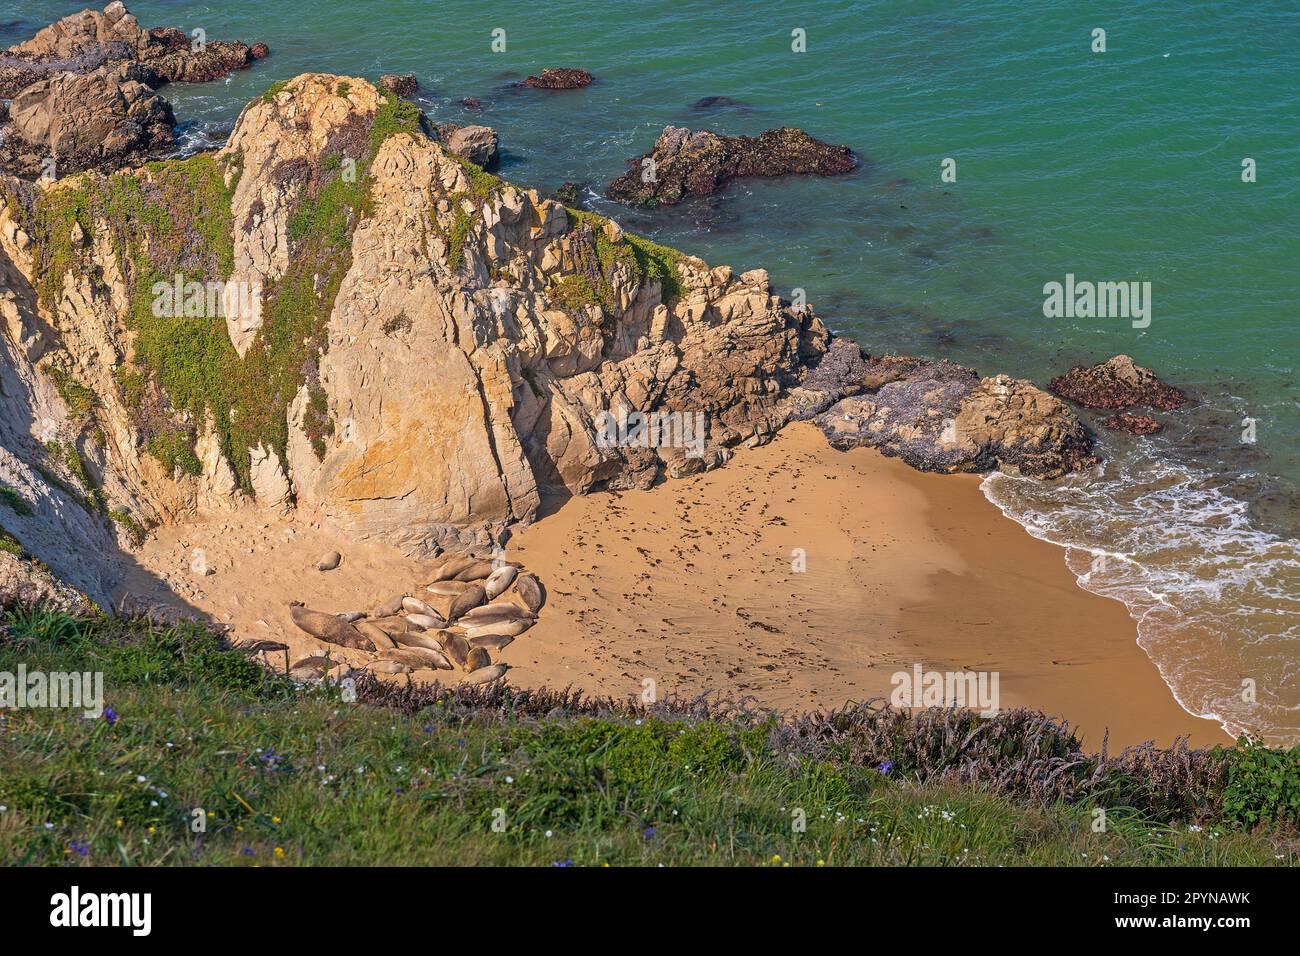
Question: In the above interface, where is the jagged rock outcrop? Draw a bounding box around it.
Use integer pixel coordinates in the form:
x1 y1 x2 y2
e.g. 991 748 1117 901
432 122 500 169
0 3 267 100
0 62 176 179
522 68 593 90
0 72 1096 592
1049 354 1190 412
608 126 857 206
816 359 1097 479
0 3 267 178
379 74 417 97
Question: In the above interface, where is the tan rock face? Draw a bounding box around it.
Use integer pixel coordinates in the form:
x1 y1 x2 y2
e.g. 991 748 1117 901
0 72 1094 588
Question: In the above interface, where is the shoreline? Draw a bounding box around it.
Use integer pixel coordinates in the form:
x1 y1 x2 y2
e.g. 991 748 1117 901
506 421 1231 749
121 420 1230 749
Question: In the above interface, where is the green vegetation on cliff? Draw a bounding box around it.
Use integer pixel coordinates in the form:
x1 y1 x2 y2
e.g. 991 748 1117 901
27 87 424 492
0 608 1296 866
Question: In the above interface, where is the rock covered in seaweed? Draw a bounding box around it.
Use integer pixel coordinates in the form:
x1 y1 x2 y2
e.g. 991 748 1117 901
607 125 857 206
522 68 593 90
816 359 1097 479
1049 355 1190 411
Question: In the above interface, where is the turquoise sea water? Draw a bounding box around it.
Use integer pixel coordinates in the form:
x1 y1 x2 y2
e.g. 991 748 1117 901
6 1 1298 741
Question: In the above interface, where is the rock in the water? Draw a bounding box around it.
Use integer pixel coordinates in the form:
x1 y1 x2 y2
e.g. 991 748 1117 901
816 358 1097 479
1049 355 1190 411
444 124 499 169
514 574 545 613
1103 412 1164 435
522 68 592 90
379 73 417 97
607 125 856 206
288 603 375 651
317 551 342 571
460 96 485 110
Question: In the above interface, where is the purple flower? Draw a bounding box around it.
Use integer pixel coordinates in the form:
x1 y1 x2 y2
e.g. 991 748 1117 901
103 707 119 726
242 847 255 856
643 827 656 839
69 839 90 857
551 859 574 867
878 760 893 775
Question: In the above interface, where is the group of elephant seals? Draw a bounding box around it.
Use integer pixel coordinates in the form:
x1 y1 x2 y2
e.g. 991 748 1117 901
282 549 548 688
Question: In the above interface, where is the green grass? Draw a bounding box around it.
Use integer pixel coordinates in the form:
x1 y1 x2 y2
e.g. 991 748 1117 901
42 441 103 513
28 87 425 494
107 508 147 546
0 485 33 517
0 609 1294 867
47 368 96 423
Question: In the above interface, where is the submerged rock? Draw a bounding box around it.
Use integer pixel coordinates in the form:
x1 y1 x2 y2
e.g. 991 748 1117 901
522 67 592 90
607 125 856 206
816 359 1097 479
1102 412 1164 435
1049 355 1190 411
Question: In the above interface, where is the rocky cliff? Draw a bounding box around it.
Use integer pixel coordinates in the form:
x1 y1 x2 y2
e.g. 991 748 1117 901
0 74 1094 608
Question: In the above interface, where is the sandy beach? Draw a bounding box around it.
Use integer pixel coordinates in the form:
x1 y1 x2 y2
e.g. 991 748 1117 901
125 420 1229 750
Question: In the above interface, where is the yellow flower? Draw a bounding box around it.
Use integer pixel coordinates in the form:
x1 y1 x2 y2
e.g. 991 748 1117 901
115 819 123 827
271 816 281 824
770 854 781 863
816 859 826 867
274 847 285 858
147 826 156 834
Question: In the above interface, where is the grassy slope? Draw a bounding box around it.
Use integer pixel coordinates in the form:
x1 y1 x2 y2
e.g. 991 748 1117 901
0 610 1293 867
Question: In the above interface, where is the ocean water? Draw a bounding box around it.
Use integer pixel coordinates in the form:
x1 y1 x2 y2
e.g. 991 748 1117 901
6 0 1298 742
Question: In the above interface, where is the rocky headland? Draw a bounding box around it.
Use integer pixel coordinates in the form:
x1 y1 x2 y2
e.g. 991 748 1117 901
0 70 1100 688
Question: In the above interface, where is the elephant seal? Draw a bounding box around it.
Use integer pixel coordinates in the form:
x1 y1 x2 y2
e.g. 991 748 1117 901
402 596 442 618
356 621 398 650
438 632 471 668
514 574 545 613
432 555 479 582
289 604 375 651
426 580 472 597
288 655 332 681
464 618 533 640
336 611 368 623
405 613 446 631
369 660 411 675
373 594 407 617
448 585 487 622
453 560 496 583
458 603 534 625
371 615 416 637
465 646 492 672
392 630 447 652
463 663 509 686
469 633 514 651
483 565 518 599
383 647 453 670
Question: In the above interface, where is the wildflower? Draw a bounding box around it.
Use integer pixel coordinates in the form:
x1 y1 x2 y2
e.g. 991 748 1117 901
551 859 574 867
69 840 90 857
771 854 781 863
103 707 119 726
274 847 285 859
242 847 255 857
545 830 554 838
643 827 656 839
878 760 893 775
